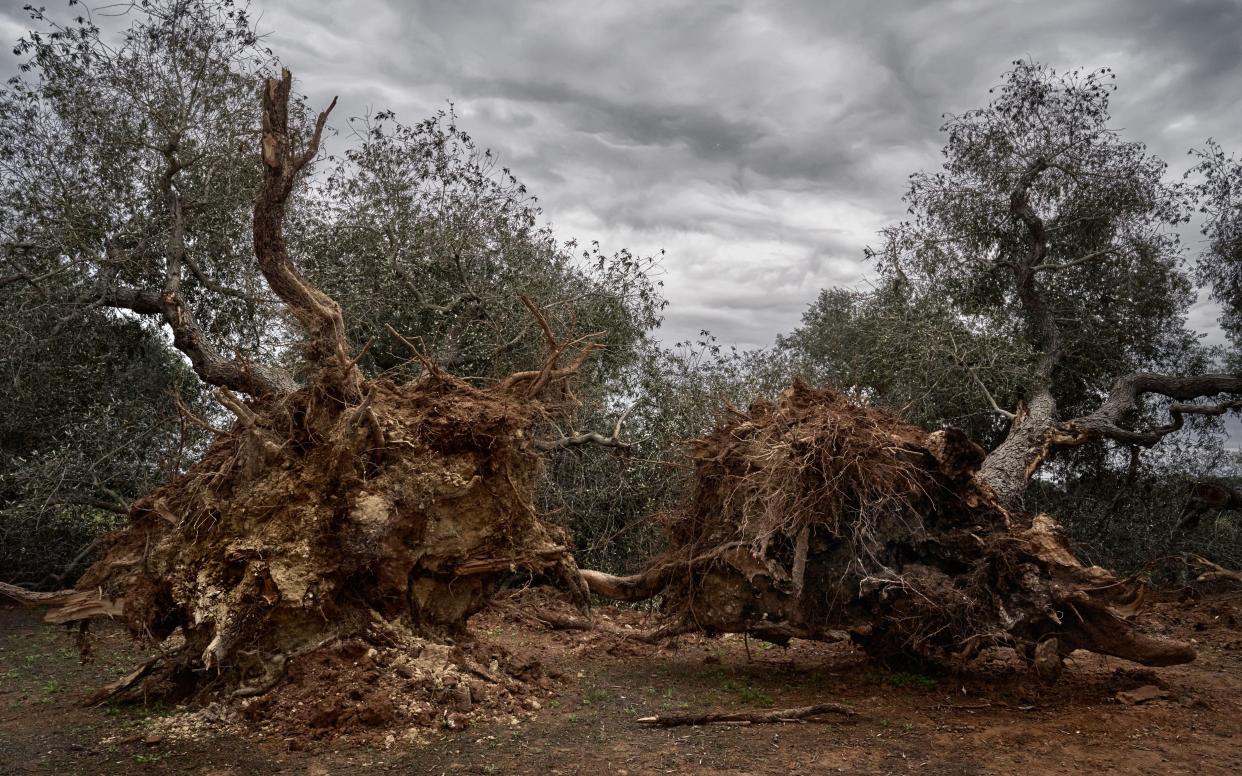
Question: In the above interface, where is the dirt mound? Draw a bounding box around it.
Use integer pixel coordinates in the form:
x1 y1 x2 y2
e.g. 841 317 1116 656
584 381 1195 672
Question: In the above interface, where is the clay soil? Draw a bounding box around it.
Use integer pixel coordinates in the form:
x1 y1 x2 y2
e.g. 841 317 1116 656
3 591 1241 776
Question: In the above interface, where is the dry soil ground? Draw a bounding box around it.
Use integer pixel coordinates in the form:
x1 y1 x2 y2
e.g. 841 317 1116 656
2 592 1241 775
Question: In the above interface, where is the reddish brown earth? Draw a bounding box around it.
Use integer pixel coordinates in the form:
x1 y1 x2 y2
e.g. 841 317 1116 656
2 591 1241 775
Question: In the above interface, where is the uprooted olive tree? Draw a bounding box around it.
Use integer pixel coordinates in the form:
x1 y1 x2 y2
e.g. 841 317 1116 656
3 72 595 723
579 381 1197 675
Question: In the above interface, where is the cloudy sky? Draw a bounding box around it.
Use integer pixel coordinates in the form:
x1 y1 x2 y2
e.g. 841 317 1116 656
2 0 1240 352
243 0 1242 352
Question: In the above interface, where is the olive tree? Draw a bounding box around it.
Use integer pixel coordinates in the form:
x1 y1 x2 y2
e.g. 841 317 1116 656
828 62 1239 506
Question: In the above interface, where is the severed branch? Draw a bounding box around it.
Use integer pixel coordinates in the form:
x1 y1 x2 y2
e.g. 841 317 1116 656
580 566 670 603
636 702 859 727
496 602 690 643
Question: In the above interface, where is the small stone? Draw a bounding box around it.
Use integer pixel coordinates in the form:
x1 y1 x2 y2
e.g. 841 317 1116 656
142 733 163 747
1117 685 1169 705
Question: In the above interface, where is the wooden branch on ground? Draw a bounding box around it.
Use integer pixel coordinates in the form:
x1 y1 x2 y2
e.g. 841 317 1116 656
1187 554 1242 586
579 567 669 602
636 702 859 727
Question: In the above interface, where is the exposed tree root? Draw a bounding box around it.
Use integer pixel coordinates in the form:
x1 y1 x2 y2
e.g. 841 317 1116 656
3 71 597 727
636 702 859 727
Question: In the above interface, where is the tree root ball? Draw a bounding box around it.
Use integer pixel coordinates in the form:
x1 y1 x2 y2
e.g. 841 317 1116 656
63 371 583 704
583 381 1195 671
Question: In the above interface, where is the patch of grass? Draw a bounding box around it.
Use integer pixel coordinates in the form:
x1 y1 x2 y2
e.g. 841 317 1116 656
581 687 610 706
133 752 167 764
888 671 937 690
717 675 773 705
736 685 773 705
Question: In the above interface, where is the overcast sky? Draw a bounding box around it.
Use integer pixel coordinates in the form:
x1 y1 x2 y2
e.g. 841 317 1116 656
235 0 1242 352
2 0 1241 350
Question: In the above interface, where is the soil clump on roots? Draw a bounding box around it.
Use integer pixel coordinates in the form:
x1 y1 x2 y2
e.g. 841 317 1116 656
582 381 1196 674
13 366 583 740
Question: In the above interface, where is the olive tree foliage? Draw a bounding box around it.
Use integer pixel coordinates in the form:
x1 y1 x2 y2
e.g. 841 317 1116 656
1191 140 1242 365
0 297 205 586
778 281 1037 449
1 1 291 394
296 110 665 391
542 334 793 573
786 62 1238 508
0 0 278 583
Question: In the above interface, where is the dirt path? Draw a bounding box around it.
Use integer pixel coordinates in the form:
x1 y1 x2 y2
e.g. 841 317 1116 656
3 595 1241 775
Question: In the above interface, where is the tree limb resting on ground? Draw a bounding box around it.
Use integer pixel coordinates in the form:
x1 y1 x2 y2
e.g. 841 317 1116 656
636 702 859 727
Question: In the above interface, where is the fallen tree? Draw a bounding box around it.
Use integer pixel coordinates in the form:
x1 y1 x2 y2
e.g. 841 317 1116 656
580 382 1196 673
2 72 590 722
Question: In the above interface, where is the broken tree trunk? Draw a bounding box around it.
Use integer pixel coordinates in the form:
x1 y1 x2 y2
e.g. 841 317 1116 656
581 381 1195 672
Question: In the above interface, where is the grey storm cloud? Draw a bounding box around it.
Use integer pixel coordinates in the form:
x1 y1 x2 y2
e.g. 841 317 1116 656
2 0 1241 354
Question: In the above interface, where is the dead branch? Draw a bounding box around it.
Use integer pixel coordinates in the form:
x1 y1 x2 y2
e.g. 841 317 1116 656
384 323 446 377
580 567 670 602
533 405 637 452
0 581 125 623
636 702 859 727
1187 554 1242 586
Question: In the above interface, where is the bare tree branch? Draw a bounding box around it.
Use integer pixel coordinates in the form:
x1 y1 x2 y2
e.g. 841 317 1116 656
1061 373 1242 447
98 283 293 396
533 405 637 452
1033 246 1118 273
